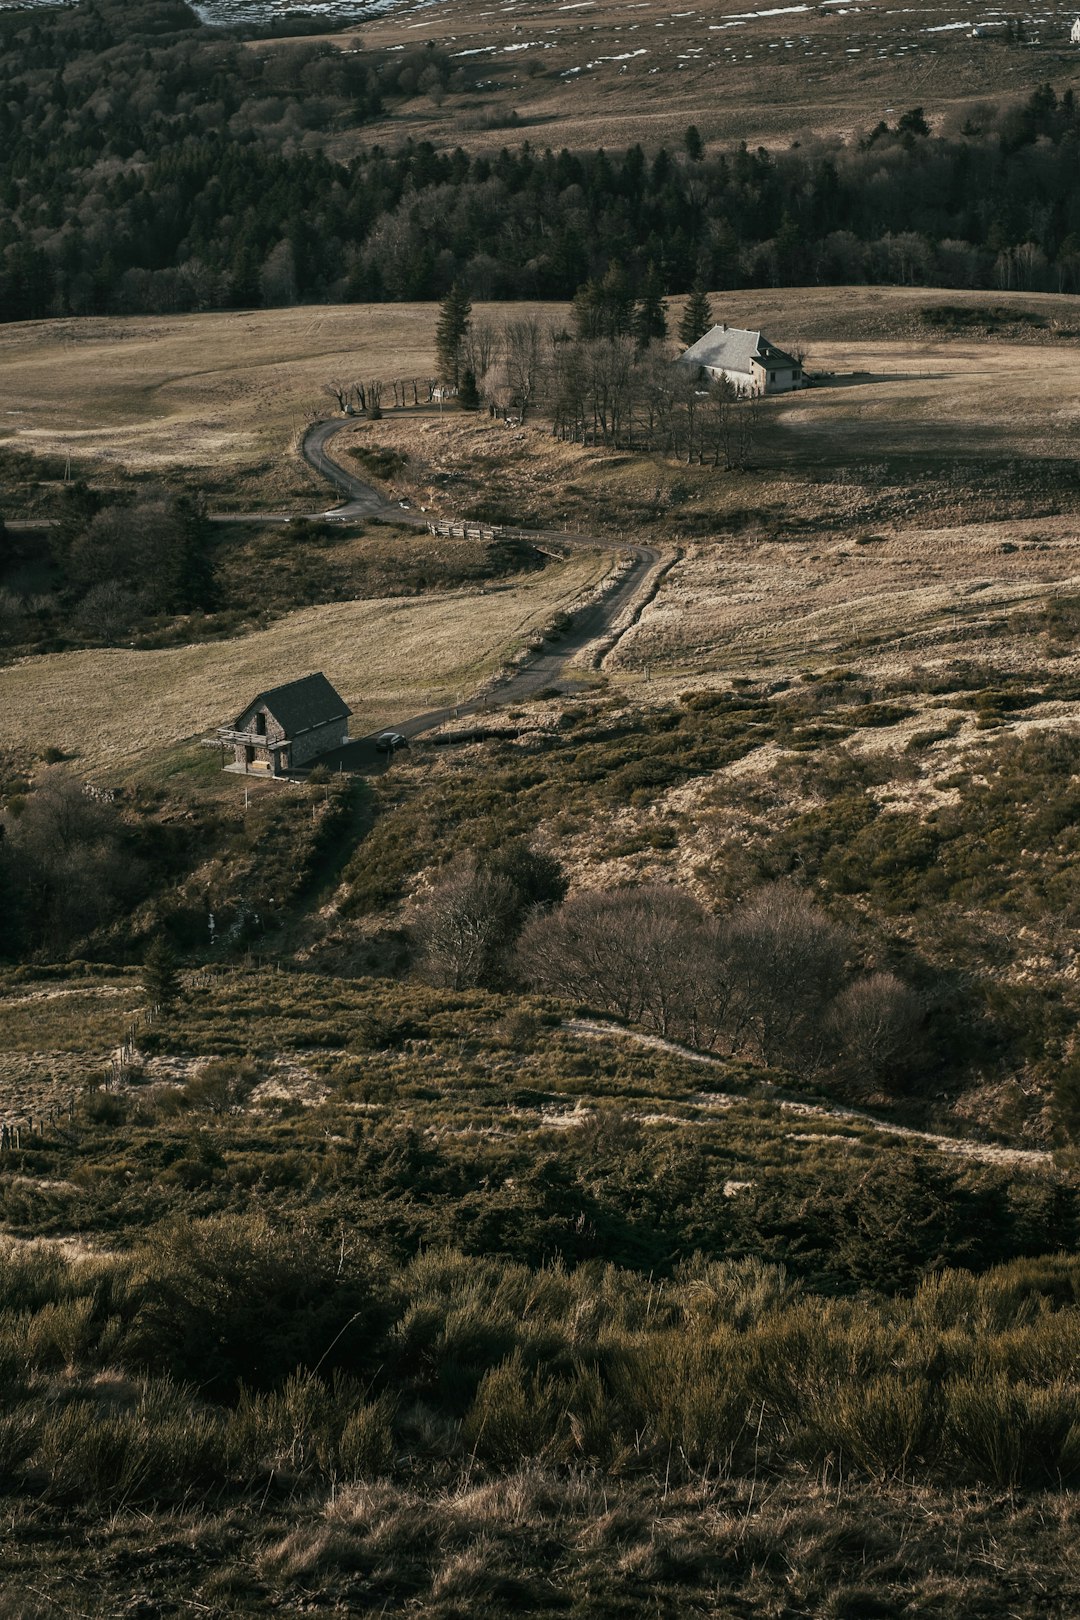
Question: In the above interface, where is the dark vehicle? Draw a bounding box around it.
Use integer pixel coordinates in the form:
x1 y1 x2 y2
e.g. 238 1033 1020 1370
375 731 409 754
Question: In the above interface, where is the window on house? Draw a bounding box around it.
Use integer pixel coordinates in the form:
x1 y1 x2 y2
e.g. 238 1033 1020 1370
255 712 266 736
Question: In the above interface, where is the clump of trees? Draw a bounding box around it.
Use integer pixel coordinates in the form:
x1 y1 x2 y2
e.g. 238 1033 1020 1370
514 880 923 1088
413 856 923 1090
412 839 566 989
425 295 760 464
1 769 143 957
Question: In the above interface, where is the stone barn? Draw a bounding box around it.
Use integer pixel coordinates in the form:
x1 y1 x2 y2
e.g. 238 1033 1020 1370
218 673 351 776
678 324 805 395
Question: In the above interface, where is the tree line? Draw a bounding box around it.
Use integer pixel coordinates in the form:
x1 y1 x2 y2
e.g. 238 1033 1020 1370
3 0 1080 319
412 845 922 1097
342 285 759 466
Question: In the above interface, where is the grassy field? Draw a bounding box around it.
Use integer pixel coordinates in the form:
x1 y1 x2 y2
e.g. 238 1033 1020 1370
0 302 570 507
3 289 1078 503
271 0 1080 156
6 289 1079 777
0 549 607 774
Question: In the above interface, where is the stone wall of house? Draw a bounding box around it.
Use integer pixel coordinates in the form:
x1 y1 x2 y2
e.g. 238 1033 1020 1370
235 703 286 745
291 719 350 767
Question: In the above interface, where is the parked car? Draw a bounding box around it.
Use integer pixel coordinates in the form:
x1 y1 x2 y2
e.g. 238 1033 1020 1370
375 731 409 754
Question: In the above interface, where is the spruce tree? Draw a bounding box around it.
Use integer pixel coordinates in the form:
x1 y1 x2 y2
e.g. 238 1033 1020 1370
435 282 472 389
678 279 714 348
143 936 180 1009
459 368 480 410
684 124 704 161
633 263 668 348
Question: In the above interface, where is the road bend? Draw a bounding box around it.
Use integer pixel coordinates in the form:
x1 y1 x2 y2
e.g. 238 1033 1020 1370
300 417 666 768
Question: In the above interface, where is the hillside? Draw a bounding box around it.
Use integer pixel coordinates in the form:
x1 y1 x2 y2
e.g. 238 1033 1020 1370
2 277 1080 1618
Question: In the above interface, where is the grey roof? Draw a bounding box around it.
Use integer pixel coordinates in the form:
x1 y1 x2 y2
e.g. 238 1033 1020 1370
679 324 799 374
235 672 351 736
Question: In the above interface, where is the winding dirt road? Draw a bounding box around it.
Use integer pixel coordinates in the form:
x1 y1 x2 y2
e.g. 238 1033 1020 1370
301 417 665 761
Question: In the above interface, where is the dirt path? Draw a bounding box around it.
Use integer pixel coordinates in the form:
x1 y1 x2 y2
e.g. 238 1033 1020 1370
301 418 663 750
565 1019 1054 1172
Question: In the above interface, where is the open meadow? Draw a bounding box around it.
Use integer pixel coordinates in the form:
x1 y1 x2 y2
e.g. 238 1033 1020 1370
275 0 1080 154
5 287 1080 775
0 549 608 774
0 301 571 508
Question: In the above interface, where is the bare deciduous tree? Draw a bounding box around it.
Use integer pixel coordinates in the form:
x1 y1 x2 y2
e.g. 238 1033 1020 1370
324 381 350 413
502 319 544 423
413 856 520 990
463 320 501 386
828 972 923 1090
722 882 849 1072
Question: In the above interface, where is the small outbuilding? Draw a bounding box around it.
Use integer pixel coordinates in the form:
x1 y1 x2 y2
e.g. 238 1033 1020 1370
218 672 351 776
1072 17 1080 43
678 324 805 395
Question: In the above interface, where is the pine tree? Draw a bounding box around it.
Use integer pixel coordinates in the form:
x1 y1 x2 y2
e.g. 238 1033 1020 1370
435 282 472 389
572 278 602 339
459 367 480 409
599 261 634 337
633 263 668 348
684 124 704 161
143 936 180 1009
678 279 714 348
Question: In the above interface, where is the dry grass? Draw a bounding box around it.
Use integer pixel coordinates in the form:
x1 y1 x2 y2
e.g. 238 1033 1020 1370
0 550 607 774
284 0 1080 156
611 512 1080 678
0 301 569 505
2 289 1076 500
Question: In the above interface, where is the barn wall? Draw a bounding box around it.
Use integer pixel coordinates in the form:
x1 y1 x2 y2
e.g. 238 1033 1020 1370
291 720 350 767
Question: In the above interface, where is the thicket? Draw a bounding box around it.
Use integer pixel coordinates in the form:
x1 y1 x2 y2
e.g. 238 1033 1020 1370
0 488 545 657
0 765 364 961
4 0 1080 319
2 1221 1080 1513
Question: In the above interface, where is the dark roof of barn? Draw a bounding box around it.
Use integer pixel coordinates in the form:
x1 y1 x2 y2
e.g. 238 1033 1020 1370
235 673 351 735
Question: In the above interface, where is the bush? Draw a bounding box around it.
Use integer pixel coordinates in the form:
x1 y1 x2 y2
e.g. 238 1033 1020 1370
122 1214 385 1394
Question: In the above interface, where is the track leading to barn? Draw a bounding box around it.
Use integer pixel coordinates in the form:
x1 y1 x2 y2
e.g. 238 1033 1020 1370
301 417 665 763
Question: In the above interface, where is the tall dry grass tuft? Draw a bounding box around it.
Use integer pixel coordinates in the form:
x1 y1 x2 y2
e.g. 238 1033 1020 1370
943 1376 1080 1487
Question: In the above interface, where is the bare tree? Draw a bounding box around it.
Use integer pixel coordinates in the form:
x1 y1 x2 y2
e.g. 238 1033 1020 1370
4 768 142 954
413 855 520 990
517 885 710 1035
500 319 544 423
324 381 350 414
828 972 923 1091
722 882 849 1072
463 320 502 385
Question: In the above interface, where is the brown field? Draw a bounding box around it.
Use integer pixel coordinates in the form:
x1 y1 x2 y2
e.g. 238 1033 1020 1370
0 548 608 776
4 287 1078 499
0 300 571 507
5 287 1080 780
610 512 1080 679
266 0 1080 155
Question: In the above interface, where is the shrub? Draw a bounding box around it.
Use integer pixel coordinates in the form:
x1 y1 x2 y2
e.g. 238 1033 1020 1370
943 1375 1080 1487
122 1214 384 1393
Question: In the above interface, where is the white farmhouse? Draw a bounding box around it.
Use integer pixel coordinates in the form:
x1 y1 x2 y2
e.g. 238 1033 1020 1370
678 324 805 395
1072 16 1080 42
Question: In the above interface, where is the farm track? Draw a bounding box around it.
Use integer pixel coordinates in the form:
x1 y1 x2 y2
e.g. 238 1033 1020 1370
300 416 663 756
565 1019 1054 1172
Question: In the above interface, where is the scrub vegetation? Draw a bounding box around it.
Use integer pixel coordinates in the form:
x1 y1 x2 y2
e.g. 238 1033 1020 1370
3 2 1080 1610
